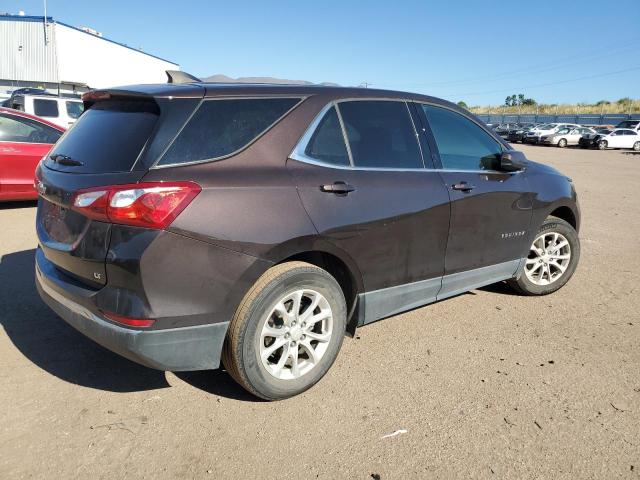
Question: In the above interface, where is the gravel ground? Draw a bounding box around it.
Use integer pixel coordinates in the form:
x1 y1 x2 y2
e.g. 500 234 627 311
0 145 638 479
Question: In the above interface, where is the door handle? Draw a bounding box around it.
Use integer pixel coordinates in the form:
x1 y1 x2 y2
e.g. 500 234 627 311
451 182 475 192
320 181 355 194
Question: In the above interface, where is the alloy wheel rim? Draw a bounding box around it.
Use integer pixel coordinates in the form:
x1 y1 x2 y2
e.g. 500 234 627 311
524 232 571 286
259 289 333 380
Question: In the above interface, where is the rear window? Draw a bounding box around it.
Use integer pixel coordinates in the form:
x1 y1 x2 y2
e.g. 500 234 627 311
34 99 59 118
158 97 300 166
45 100 159 173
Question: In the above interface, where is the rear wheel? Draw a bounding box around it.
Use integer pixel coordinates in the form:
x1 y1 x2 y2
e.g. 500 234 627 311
598 140 608 150
508 216 580 296
558 138 568 148
222 261 346 400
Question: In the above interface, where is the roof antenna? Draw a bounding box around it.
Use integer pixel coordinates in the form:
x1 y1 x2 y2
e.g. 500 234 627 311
166 70 201 84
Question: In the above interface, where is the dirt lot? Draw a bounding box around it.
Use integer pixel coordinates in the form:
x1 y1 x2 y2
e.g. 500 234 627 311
1 145 638 479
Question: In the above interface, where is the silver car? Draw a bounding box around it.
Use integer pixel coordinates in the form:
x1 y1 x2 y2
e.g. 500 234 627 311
540 127 596 147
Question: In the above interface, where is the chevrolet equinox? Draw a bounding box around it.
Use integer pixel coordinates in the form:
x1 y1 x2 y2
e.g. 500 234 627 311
35 83 580 400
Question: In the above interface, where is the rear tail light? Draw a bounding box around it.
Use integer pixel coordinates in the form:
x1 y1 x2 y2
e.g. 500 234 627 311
102 311 155 328
71 181 201 229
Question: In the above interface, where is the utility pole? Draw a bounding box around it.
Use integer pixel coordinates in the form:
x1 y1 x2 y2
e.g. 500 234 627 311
43 0 49 45
359 82 371 88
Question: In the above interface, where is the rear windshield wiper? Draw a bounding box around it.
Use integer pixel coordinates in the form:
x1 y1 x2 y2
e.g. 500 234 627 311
49 154 84 166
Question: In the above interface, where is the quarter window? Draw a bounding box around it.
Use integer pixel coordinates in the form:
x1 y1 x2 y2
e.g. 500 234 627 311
422 104 502 170
304 106 350 166
33 99 59 118
338 100 423 169
160 97 300 165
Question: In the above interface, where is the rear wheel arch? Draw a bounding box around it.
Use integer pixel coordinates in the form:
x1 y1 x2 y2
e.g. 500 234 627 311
278 251 362 321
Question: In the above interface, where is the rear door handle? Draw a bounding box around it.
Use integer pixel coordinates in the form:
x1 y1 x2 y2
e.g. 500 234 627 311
320 181 355 194
451 182 475 192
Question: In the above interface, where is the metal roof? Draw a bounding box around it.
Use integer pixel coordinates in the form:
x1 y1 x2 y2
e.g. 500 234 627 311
0 14 177 65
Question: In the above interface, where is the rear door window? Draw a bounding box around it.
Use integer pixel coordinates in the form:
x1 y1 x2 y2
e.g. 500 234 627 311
337 100 423 169
33 99 59 118
45 99 159 173
159 97 301 166
0 113 62 144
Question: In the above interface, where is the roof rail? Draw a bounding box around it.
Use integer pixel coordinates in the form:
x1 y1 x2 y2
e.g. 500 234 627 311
166 70 201 84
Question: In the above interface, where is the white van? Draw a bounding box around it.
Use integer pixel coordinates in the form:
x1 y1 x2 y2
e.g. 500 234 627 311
6 94 84 128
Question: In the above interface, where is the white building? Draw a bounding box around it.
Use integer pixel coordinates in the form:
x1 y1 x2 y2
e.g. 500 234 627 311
0 13 179 99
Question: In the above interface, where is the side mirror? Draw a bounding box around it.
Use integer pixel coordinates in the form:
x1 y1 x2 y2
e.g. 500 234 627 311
500 152 525 172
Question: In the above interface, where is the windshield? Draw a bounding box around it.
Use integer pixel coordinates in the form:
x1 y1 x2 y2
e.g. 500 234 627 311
556 128 570 134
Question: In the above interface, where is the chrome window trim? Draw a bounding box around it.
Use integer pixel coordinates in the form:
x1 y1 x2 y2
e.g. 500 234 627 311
151 96 307 170
290 97 428 171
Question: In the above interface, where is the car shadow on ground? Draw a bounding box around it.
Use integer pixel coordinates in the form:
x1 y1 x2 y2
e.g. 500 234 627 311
478 281 521 296
0 248 254 400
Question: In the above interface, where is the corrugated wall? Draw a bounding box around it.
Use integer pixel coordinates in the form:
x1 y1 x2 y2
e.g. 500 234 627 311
0 17 58 83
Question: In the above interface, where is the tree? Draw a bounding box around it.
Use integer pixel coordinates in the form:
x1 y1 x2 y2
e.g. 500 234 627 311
617 97 632 105
457 101 468 109
504 94 536 107
596 100 610 106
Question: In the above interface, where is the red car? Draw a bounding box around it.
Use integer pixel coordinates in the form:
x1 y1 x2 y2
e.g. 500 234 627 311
0 107 65 201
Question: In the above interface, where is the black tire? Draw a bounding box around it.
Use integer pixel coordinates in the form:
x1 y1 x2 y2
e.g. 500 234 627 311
222 261 346 400
558 138 567 148
633 141 640 151
598 140 608 150
508 216 580 296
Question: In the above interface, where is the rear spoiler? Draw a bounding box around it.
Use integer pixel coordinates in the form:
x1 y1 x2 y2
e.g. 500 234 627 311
166 70 201 84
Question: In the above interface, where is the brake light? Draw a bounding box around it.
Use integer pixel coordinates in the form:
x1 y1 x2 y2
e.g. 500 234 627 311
102 311 155 328
71 181 201 229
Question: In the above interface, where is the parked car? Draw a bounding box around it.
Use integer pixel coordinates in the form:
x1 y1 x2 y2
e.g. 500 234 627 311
507 123 538 143
4 94 84 128
540 127 596 147
578 128 612 148
596 128 640 150
523 123 581 144
615 120 640 132
494 123 520 139
0 107 65 201
34 83 581 400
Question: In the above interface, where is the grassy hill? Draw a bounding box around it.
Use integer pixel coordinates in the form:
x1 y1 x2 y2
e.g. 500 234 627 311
469 99 640 115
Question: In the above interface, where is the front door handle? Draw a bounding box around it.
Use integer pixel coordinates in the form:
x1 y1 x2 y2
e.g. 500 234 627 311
320 181 355 194
451 182 475 192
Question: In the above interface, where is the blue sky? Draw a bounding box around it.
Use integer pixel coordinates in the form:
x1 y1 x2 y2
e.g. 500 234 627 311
2 0 639 106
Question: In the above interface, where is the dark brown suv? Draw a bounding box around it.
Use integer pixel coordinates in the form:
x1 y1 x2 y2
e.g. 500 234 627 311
35 83 580 399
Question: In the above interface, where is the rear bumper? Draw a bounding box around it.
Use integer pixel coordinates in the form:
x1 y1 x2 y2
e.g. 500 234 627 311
35 248 229 371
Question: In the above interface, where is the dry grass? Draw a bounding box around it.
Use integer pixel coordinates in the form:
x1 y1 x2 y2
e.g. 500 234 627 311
470 99 640 115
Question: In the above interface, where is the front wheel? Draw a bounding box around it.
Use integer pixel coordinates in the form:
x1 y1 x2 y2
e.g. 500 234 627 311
558 138 568 148
508 216 580 296
598 140 608 150
633 141 640 151
222 261 346 400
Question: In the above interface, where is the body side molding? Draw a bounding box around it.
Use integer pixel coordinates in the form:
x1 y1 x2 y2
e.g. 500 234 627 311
357 259 522 326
